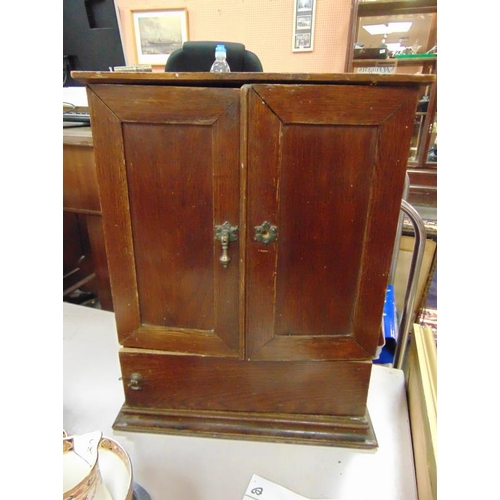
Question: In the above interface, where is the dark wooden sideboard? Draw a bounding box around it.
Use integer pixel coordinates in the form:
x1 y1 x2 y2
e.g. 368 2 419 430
63 126 113 311
72 71 434 449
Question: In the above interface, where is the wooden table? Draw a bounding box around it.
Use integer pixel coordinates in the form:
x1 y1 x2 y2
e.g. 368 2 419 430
63 124 112 310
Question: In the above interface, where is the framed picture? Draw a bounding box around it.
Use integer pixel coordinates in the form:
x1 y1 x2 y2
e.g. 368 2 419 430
131 8 189 66
292 0 316 52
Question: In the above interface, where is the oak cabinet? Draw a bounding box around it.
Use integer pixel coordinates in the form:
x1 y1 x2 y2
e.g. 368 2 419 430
75 72 433 448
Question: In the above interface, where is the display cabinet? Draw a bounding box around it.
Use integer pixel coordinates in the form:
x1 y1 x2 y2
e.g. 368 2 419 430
74 71 434 449
346 0 437 206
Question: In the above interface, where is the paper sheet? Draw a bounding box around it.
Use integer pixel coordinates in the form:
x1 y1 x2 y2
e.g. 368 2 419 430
243 474 340 500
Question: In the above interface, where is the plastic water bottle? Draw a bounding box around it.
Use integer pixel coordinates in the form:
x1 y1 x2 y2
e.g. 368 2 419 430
210 44 231 73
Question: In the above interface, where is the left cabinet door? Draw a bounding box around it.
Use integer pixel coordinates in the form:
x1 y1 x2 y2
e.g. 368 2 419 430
88 84 242 357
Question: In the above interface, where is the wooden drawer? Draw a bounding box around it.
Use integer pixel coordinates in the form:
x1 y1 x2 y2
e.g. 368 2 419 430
114 349 376 447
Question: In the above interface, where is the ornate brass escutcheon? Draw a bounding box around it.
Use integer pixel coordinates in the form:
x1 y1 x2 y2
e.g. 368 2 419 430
215 222 238 267
254 221 278 245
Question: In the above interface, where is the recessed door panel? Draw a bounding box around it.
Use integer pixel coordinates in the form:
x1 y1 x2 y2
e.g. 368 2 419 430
274 124 376 337
125 123 215 331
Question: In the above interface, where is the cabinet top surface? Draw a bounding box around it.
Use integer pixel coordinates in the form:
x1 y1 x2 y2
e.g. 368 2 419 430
72 71 435 87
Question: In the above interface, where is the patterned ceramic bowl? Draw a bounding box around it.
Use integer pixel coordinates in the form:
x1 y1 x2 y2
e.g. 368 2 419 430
98 436 134 500
63 430 109 500
63 431 133 500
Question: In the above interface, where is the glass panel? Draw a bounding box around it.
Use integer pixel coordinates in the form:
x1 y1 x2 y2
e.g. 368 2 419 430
409 115 424 162
356 13 436 55
427 114 437 164
352 1 437 174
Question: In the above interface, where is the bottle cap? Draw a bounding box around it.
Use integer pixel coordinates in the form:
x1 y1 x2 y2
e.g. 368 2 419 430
215 44 226 56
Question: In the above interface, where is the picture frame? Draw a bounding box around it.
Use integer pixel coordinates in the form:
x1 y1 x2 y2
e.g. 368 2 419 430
292 0 316 52
131 8 189 66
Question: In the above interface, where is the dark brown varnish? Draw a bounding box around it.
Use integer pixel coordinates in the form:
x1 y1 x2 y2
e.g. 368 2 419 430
75 71 432 448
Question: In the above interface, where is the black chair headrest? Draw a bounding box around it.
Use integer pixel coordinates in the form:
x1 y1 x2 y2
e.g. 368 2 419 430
166 41 263 72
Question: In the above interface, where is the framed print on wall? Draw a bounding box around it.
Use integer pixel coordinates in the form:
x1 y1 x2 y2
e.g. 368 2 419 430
292 0 316 52
131 8 189 66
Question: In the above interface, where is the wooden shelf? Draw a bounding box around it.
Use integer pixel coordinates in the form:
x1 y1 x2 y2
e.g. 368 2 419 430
352 56 436 67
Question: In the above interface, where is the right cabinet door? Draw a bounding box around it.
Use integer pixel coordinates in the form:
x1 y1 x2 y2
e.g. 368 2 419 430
244 83 418 361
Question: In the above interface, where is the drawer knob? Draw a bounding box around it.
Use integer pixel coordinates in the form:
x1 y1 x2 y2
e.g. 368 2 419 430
127 373 143 391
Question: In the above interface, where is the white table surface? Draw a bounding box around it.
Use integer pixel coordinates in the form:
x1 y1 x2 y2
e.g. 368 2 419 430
63 85 89 107
63 302 417 500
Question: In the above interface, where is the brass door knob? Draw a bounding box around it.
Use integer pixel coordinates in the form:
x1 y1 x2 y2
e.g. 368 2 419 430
254 221 278 245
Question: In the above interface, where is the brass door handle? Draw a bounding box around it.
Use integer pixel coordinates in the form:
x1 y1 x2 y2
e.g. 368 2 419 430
215 222 238 267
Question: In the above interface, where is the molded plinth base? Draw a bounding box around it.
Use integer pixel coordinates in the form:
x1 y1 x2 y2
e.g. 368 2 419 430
113 405 377 449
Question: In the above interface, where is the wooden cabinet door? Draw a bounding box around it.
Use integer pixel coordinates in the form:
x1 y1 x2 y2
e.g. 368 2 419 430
87 84 241 357
243 84 418 361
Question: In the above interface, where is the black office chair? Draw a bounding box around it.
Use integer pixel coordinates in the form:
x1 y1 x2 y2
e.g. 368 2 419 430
165 41 263 72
